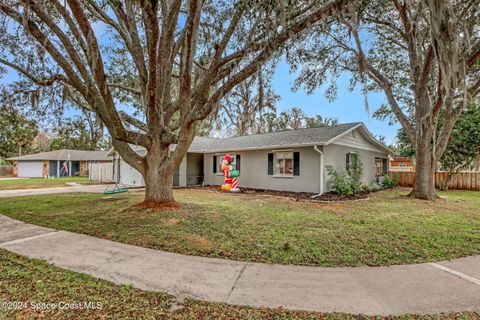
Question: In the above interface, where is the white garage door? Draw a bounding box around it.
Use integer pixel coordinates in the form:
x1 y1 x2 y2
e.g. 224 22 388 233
17 161 43 177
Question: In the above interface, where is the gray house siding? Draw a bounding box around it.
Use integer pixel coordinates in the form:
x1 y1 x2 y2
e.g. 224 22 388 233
119 159 145 187
204 144 389 194
203 146 321 193
112 123 391 193
323 144 389 192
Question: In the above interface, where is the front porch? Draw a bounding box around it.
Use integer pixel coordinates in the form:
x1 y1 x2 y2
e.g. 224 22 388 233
174 152 204 187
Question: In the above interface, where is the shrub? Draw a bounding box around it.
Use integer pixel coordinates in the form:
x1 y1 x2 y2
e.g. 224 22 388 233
361 183 381 193
346 154 363 193
382 173 399 189
326 166 354 195
326 154 365 196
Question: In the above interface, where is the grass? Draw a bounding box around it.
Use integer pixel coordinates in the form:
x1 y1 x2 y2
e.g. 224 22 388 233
1 188 479 267
1 249 479 320
0 177 99 190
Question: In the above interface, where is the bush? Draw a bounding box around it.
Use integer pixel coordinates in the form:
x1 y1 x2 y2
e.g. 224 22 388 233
326 154 365 196
346 154 363 193
361 183 381 193
326 166 354 195
382 173 399 189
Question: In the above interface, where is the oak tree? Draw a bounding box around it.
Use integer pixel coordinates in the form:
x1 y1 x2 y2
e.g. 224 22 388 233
0 0 352 204
290 0 480 199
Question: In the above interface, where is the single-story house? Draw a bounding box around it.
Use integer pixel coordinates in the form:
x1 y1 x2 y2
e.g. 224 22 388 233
111 122 391 194
7 149 112 178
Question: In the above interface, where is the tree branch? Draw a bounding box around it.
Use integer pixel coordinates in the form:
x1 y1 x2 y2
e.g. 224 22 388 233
0 58 67 86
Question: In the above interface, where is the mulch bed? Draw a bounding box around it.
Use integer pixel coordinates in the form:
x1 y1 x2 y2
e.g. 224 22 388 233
185 185 371 202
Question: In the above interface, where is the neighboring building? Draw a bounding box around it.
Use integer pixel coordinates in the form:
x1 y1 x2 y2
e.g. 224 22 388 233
7 149 112 178
111 122 391 194
389 156 415 172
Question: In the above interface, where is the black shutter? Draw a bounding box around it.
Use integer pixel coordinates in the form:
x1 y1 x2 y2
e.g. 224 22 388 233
213 155 217 173
236 154 241 170
346 153 350 168
293 152 300 176
382 158 388 174
267 153 273 175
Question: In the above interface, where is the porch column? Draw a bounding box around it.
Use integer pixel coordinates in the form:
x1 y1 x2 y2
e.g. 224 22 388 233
56 161 60 177
179 156 187 187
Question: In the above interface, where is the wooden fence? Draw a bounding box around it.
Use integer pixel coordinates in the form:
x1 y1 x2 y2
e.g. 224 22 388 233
89 163 113 182
0 165 14 177
394 171 480 191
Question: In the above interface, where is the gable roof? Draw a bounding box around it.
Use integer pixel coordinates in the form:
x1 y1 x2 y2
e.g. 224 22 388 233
7 149 112 161
112 122 391 156
191 122 367 152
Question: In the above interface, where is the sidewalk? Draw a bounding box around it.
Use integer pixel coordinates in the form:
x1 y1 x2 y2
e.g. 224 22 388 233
0 184 121 197
0 214 479 315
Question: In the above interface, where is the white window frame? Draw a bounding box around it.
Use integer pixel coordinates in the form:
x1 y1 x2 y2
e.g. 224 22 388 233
273 150 294 177
215 153 236 175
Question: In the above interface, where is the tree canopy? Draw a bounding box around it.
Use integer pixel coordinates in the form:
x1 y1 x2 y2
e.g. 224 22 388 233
0 0 352 203
0 106 38 160
289 0 480 199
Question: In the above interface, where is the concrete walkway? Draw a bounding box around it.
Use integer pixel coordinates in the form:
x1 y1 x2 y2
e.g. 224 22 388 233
0 184 144 198
0 214 479 316
0 184 115 197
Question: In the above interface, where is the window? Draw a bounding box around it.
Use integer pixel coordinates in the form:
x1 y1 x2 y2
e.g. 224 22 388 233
375 158 388 176
274 151 294 176
346 152 358 169
215 154 236 174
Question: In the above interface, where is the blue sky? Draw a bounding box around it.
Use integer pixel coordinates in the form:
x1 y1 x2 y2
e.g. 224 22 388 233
272 61 399 144
1 53 400 144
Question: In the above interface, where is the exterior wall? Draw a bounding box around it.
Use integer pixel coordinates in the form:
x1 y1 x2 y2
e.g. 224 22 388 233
333 129 385 152
119 159 145 187
323 143 389 192
203 147 321 193
118 157 188 187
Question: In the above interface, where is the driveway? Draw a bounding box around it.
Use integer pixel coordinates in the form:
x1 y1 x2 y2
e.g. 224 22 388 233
0 214 479 316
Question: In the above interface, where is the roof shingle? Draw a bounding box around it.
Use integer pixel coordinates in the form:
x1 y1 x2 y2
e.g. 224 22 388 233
7 149 112 161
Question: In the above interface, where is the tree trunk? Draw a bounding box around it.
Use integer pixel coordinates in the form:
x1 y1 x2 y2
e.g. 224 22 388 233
410 138 437 200
439 172 453 191
141 150 178 208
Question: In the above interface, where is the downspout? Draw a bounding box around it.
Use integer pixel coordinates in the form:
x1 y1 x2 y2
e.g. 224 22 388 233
312 145 324 198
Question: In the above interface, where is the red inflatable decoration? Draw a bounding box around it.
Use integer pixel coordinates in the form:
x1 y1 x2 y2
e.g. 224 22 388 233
221 153 240 192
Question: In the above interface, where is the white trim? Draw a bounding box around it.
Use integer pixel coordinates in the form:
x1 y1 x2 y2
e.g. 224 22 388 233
325 124 392 154
272 150 294 176
214 152 236 175
313 146 324 196
204 142 323 153
333 140 385 153
325 124 362 145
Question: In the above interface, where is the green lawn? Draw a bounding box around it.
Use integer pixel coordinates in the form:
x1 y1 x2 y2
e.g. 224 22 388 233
1 188 479 267
1 249 478 320
0 177 98 190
